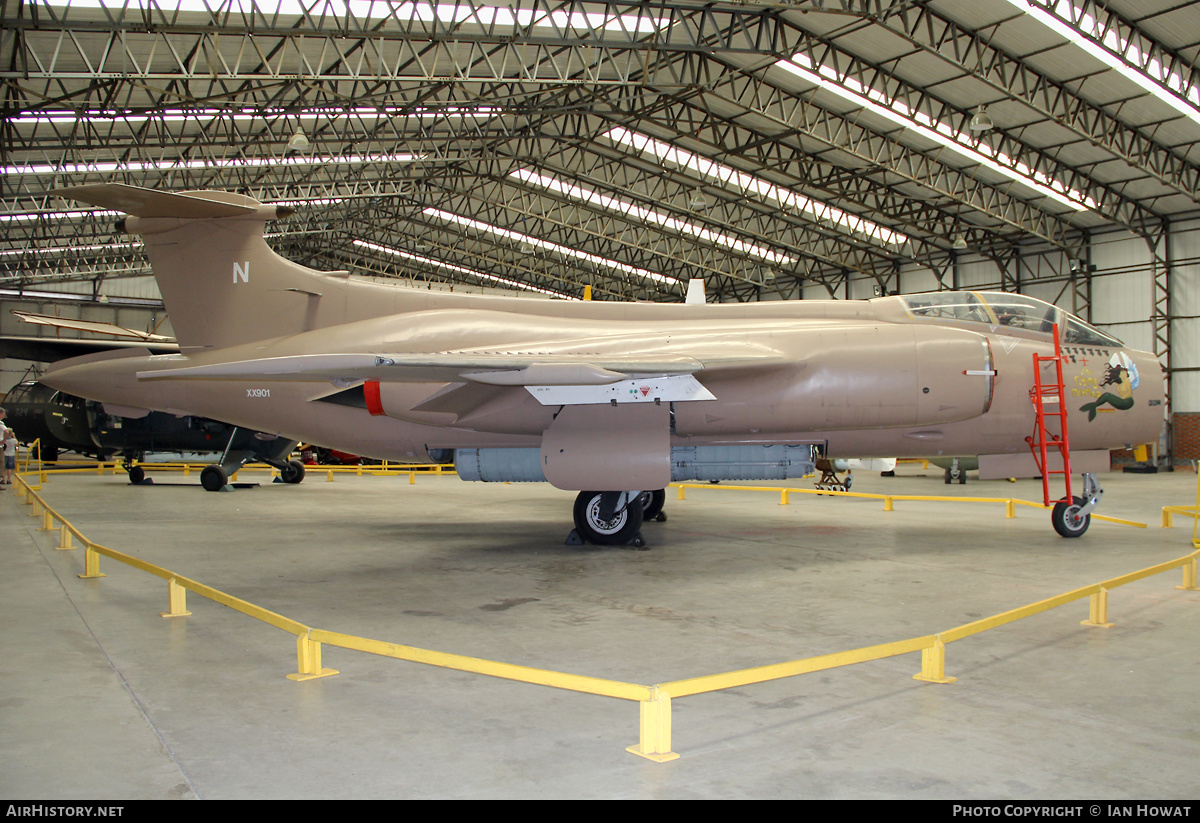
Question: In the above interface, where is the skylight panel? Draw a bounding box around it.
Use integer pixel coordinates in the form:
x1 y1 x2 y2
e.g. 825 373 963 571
56 2 669 34
10 106 502 127
423 208 679 287
774 55 1096 212
3 152 422 177
604 127 911 246
510 169 797 266
352 238 577 300
999 0 1200 125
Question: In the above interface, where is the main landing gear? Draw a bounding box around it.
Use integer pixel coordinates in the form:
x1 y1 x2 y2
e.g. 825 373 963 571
199 428 305 492
200 457 306 491
568 489 667 549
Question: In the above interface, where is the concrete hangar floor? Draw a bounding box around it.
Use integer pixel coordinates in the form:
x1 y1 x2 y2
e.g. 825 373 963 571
3 463 1199 800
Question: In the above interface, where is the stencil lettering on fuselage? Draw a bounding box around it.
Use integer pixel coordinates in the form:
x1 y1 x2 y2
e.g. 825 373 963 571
233 261 249 283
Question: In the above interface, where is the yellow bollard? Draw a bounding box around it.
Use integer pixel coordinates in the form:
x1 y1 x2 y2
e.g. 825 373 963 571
626 687 679 762
780 489 789 505
161 578 192 618
1178 558 1199 592
78 545 106 579
326 469 334 482
883 496 894 512
1006 499 1016 518
913 637 956 684
57 525 73 551
1082 586 1114 628
677 486 686 500
287 632 338 681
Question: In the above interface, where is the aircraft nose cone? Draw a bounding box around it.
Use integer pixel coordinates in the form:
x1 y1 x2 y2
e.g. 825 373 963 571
43 362 105 400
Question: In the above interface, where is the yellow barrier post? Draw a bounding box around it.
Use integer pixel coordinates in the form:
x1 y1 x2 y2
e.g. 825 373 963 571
409 471 416 485
677 486 686 500
40 509 54 531
1082 586 1114 628
78 545 105 579
913 637 956 684
1006 499 1016 518
627 687 679 763
288 632 339 681
57 525 73 551
1178 558 1198 592
161 578 192 618
780 489 789 505
883 496 894 512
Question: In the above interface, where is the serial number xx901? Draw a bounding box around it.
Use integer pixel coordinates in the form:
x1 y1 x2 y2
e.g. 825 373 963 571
247 388 271 397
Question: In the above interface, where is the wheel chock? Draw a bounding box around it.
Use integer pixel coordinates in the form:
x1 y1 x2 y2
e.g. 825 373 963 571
625 533 649 550
565 529 585 546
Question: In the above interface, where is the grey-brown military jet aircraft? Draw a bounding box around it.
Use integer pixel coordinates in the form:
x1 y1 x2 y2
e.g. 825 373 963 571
42 185 1165 543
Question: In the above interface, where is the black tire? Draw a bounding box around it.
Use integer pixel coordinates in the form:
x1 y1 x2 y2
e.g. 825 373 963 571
200 464 228 492
944 467 952 484
127 465 145 484
281 459 305 484
1052 496 1090 538
573 491 645 546
638 489 666 521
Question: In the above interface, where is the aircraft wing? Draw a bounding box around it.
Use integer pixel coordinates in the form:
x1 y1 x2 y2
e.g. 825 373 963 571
136 349 784 386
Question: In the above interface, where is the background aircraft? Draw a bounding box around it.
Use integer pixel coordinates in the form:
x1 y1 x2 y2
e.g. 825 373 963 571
3 380 305 487
42 185 1165 542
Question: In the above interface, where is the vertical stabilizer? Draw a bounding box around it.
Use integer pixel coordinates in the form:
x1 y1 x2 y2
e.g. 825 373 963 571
52 184 353 352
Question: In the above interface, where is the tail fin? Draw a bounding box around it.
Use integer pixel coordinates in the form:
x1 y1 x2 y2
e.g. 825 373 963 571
53 184 357 353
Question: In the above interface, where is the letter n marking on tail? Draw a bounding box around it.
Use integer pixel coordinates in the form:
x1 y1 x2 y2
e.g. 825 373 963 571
233 261 250 283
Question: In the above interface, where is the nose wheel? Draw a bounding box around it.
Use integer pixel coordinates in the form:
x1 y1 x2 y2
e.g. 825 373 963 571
1050 473 1102 538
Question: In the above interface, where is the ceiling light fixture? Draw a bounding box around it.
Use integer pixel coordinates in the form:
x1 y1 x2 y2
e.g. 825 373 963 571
969 106 994 132
286 127 310 154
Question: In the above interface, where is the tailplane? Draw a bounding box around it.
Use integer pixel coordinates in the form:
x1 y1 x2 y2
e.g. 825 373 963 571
53 184 365 352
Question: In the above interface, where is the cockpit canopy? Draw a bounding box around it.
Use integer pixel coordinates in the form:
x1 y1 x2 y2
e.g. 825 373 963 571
898 291 1122 348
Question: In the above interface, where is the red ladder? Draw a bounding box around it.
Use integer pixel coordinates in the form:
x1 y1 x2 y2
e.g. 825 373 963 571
1026 323 1073 507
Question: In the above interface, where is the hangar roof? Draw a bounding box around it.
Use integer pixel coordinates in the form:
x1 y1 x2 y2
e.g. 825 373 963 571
3 0 1199 303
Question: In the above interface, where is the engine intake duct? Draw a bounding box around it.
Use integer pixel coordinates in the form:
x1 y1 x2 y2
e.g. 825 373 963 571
455 445 816 484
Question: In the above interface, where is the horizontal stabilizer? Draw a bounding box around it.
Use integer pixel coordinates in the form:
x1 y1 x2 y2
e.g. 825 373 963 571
12 310 174 342
51 183 258 218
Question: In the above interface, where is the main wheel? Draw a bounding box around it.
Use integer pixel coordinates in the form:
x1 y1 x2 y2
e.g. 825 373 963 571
638 489 666 522
200 464 228 492
127 465 145 484
281 459 306 484
573 491 645 546
1051 496 1090 538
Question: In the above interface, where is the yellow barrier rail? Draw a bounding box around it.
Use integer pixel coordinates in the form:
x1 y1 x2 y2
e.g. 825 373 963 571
20 459 456 486
11 470 1196 763
672 482 1148 528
